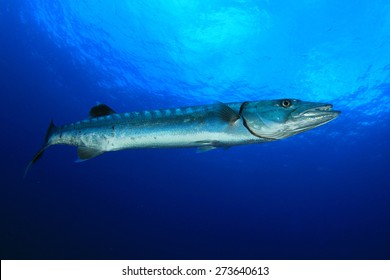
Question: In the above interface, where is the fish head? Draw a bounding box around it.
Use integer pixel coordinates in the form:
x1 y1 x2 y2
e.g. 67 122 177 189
241 99 340 140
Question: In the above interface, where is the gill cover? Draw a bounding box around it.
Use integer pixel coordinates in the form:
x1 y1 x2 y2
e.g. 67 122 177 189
240 99 297 140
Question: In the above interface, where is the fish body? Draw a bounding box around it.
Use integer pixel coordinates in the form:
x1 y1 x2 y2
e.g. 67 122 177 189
26 99 340 174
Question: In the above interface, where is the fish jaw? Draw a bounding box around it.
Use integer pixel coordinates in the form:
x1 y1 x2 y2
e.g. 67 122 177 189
290 103 341 132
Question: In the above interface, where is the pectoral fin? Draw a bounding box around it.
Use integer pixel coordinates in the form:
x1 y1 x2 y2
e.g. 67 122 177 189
215 102 240 125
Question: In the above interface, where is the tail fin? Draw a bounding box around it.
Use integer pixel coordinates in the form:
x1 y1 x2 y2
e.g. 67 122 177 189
24 120 57 177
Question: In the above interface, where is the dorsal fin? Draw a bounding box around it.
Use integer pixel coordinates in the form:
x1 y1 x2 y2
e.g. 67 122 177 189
89 104 116 118
215 101 240 125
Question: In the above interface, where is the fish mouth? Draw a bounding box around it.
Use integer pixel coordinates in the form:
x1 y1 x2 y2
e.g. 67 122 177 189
290 103 340 132
300 104 341 120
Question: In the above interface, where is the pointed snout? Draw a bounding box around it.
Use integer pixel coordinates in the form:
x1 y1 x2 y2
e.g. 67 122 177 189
292 102 341 119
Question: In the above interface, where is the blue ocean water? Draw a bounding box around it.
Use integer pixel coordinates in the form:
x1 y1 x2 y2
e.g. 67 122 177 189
1 0 390 259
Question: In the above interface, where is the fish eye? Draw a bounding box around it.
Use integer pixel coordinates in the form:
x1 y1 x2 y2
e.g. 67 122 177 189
281 99 292 108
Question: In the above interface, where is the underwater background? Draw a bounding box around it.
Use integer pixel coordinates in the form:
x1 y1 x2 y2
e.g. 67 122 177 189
1 0 390 259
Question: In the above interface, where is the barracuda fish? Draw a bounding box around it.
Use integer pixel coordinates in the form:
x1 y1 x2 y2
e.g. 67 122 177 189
26 99 340 175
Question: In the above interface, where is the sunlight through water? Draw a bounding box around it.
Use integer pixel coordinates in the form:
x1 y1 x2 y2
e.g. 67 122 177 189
26 0 390 119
